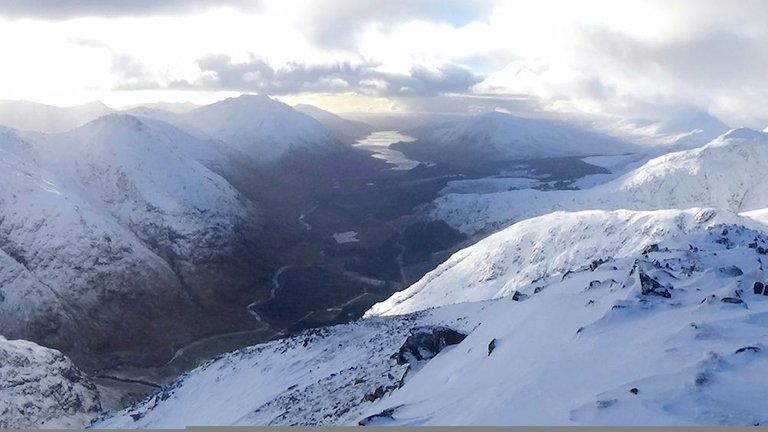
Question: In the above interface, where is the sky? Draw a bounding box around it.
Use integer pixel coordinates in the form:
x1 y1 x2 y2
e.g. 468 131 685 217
1 0 767 129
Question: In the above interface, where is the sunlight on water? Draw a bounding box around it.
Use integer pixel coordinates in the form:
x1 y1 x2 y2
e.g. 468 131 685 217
354 131 420 170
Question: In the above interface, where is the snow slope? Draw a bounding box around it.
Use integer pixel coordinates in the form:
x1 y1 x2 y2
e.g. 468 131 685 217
369 209 761 316
0 100 113 132
0 336 102 429
95 221 768 426
397 111 637 165
432 128 768 235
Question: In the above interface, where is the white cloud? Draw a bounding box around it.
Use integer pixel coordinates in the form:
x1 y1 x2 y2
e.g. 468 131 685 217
1 0 768 130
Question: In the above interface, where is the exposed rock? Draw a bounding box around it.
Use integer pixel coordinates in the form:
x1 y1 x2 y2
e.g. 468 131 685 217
0 336 102 429
362 384 399 403
735 346 761 354
358 405 403 426
395 326 467 365
488 339 497 356
511 291 528 301
721 297 744 304
639 271 672 298
719 266 743 276
642 244 660 254
589 258 608 271
753 282 764 295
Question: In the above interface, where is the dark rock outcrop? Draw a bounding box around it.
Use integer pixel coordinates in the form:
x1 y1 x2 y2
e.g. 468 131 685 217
358 405 404 426
754 282 764 295
394 326 467 365
639 271 672 298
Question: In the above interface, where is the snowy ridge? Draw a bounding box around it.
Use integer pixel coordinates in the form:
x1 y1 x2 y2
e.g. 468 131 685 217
368 209 762 316
432 128 768 235
0 335 102 429
94 222 768 426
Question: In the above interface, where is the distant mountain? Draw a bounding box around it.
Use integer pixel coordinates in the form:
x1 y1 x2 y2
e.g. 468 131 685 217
121 101 199 114
395 111 638 166
94 214 768 426
126 95 347 164
177 95 344 163
294 104 375 144
0 335 102 429
0 100 114 132
432 127 768 235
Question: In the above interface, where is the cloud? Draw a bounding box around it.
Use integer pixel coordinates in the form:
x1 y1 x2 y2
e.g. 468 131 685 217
469 0 768 129
0 0 261 19
297 0 496 49
151 55 483 97
8 0 768 134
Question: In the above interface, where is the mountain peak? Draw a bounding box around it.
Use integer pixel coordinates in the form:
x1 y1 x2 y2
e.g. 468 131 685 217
215 93 285 110
719 127 767 142
83 113 148 133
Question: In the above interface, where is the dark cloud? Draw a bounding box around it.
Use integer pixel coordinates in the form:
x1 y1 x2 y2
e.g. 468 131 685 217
149 55 483 97
0 0 261 19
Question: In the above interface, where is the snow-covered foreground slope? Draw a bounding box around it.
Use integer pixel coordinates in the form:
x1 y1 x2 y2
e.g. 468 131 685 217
0 336 102 429
369 209 760 316
397 111 637 165
95 221 768 426
433 128 768 235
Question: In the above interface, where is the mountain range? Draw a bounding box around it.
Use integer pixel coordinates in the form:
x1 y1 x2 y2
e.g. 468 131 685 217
5 95 768 427
432 127 768 235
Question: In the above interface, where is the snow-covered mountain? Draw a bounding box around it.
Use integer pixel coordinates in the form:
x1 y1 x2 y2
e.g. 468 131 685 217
0 100 114 132
0 116 263 369
0 125 190 368
167 95 344 163
30 114 259 262
432 127 768 235
294 104 375 144
395 111 638 166
0 335 102 429
94 218 768 426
